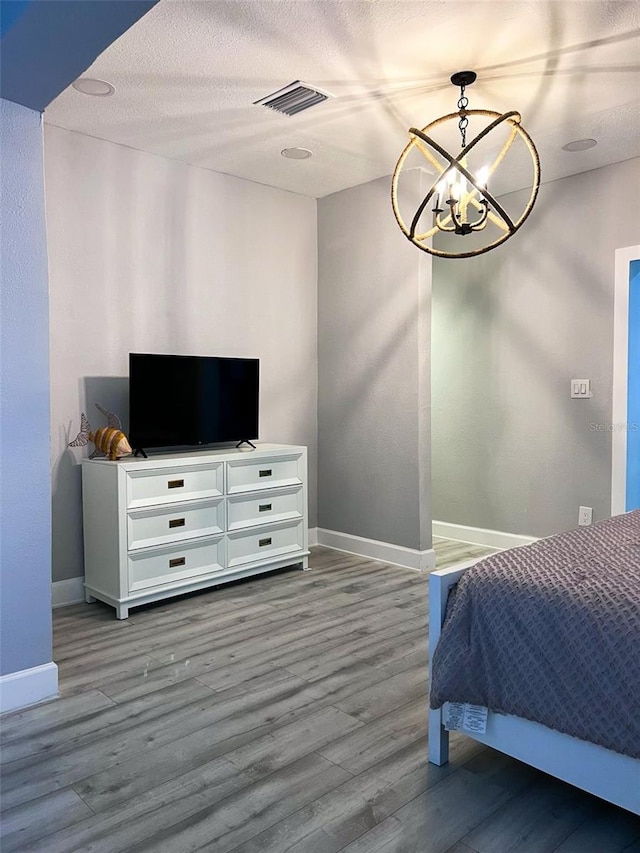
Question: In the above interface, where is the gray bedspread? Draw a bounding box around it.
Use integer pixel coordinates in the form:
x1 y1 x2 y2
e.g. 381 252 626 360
430 510 640 759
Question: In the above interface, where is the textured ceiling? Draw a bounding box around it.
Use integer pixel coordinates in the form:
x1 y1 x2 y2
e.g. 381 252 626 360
44 0 640 198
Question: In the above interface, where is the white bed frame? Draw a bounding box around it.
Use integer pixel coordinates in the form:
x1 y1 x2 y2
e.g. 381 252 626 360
428 561 640 816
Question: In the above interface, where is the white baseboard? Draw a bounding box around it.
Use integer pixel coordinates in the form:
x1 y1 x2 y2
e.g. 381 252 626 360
52 577 85 608
308 527 319 547
315 528 436 572
0 661 58 714
432 520 537 551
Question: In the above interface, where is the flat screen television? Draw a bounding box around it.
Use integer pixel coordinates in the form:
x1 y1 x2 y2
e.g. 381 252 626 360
128 353 259 451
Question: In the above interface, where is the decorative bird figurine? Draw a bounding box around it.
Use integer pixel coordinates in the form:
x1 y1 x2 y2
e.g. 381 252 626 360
69 403 132 461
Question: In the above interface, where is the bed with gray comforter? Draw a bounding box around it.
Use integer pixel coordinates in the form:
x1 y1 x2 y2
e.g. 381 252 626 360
430 510 640 758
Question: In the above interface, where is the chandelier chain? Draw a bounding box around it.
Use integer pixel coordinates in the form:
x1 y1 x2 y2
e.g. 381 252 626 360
457 85 469 149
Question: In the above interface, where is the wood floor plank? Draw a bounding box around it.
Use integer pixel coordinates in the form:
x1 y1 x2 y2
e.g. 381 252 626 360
59 651 377 808
317 698 426 774
227 738 431 853
4 542 633 853
334 815 406 853
0 678 217 808
224 705 363 778
144 595 412 667
462 778 590 853
333 663 428 722
376 647 428 678
51 601 127 627
196 662 310 698
336 768 510 853
0 787 93 852
1 677 215 769
49 616 133 651
320 763 438 850
282 623 426 684
312 741 493 853
551 801 640 853
70 722 274 815
432 538 496 569
191 609 412 693
118 598 304 655
354 631 427 672
229 728 488 853
0 688 116 749
19 756 252 853
53 600 279 663
97 656 214 703
462 749 543 797
283 827 343 853
128 754 351 853
56 652 167 696
1 673 213 764
201 666 304 699
72 702 360 813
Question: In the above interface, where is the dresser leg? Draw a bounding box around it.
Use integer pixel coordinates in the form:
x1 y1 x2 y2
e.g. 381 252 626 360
115 604 129 620
301 559 311 571
85 592 96 604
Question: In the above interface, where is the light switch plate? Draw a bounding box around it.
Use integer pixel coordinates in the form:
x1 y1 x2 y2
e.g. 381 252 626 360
571 379 591 398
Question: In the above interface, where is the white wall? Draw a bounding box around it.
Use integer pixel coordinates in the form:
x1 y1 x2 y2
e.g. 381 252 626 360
45 126 318 583
317 175 432 552
432 157 640 537
0 99 53 677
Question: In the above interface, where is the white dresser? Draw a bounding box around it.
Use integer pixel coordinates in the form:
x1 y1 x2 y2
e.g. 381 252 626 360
81 444 309 618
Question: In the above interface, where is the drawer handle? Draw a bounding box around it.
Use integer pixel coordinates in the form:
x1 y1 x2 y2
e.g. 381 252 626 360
169 557 186 568
259 469 272 478
258 504 272 513
168 479 184 489
259 537 272 547
169 518 186 529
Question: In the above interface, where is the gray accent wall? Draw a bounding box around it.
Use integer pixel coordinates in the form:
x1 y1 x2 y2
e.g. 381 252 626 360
432 157 640 537
0 99 53 676
45 126 318 583
318 175 432 552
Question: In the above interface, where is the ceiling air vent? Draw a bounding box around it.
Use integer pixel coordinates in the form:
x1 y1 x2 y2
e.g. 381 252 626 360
254 80 331 116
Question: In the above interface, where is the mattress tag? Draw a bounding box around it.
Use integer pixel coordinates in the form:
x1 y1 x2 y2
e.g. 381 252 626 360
462 704 488 735
444 702 465 731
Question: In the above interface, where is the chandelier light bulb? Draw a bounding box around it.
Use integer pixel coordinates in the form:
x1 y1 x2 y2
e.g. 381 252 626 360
476 166 489 188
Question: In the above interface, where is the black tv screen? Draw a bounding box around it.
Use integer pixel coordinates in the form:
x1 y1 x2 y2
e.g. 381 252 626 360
129 353 259 450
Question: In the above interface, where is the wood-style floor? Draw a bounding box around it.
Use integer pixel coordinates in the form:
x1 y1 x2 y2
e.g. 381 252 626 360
2 543 640 853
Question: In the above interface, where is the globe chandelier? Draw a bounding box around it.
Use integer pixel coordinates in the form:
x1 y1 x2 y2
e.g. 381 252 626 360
391 71 541 259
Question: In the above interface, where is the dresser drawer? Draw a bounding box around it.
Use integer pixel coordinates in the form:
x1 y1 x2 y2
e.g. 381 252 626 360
227 486 304 531
226 454 303 495
126 463 224 508
127 498 224 550
128 537 225 592
227 520 305 568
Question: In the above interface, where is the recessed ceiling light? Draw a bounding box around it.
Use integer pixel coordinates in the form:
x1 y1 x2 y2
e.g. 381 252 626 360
562 138 597 152
72 78 115 97
281 147 313 160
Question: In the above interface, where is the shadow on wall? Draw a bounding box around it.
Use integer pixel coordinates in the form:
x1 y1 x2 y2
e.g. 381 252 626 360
83 376 129 433
51 376 128 584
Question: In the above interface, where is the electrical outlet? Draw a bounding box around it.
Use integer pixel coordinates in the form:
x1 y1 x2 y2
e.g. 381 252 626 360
578 506 593 526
